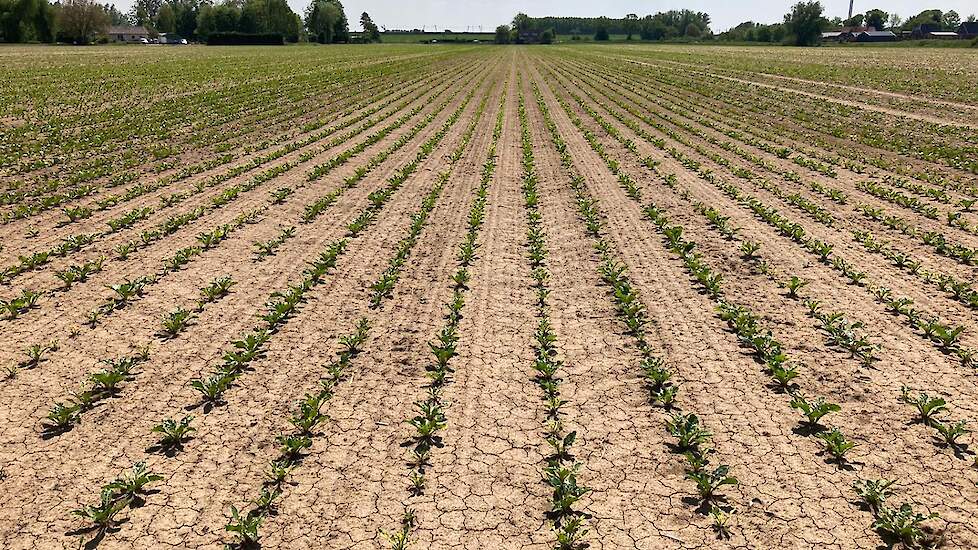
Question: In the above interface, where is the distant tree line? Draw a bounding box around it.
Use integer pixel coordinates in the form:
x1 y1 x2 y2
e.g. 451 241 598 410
497 10 711 42
0 0 387 44
721 3 975 45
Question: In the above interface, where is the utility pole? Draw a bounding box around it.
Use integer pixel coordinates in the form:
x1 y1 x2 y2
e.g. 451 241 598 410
848 0 854 20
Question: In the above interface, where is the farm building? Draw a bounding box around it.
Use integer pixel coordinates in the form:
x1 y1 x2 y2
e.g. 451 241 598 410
926 31 960 40
106 26 149 43
911 23 942 39
957 22 978 39
820 31 853 42
852 30 897 42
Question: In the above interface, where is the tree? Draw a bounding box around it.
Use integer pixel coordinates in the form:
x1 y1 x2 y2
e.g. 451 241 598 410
154 2 174 32
967 14 976 23
0 0 57 42
540 28 553 43
843 13 863 28
594 16 609 40
241 0 300 41
511 12 530 32
304 0 338 42
864 9 887 30
942 10 960 30
360 11 378 41
129 0 161 26
784 1 826 46
887 13 902 29
195 2 239 40
101 3 127 25
684 22 700 37
623 13 637 39
56 0 108 42
493 23 509 44
902 10 942 30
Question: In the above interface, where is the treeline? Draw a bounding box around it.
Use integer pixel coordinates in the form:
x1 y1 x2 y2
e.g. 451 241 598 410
514 10 712 40
721 3 975 45
0 0 381 43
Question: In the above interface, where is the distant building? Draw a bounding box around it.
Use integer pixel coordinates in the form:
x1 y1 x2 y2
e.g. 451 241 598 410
852 30 897 42
911 23 942 39
926 31 960 40
820 31 853 42
959 22 978 39
106 26 149 43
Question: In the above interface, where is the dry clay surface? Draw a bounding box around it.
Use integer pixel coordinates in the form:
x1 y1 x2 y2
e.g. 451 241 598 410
1 44 977 550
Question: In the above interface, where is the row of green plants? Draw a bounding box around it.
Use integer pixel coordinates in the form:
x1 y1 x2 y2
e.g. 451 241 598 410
84 209 259 328
852 228 978 311
607 51 978 179
385 85 505 549
858 204 978 266
369 90 491 308
899 387 972 456
517 86 590 550
224 69 496 550
224 320 370 549
178 82 477 416
560 59 848 229
531 80 737 537
43 276 235 435
561 52 976 240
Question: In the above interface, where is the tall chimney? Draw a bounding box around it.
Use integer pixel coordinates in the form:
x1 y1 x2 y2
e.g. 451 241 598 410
848 0 854 20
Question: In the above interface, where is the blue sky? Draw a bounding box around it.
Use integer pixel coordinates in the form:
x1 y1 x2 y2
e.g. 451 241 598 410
315 1 977 32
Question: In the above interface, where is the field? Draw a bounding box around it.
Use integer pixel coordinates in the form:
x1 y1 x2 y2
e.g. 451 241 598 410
1 42 978 549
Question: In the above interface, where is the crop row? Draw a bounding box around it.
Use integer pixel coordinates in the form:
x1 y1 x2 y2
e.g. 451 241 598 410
517 83 590 549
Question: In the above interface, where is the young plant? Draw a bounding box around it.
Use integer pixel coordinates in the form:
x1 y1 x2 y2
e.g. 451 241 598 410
265 459 293 485
151 416 195 450
71 487 128 532
853 478 895 513
44 402 80 432
104 462 163 503
785 276 808 298
710 505 735 539
932 419 969 448
276 434 312 461
816 427 857 463
686 464 738 501
225 505 262 547
554 515 588 550
544 462 591 516
199 276 235 304
789 394 840 429
899 387 947 426
872 503 939 548
160 308 192 338
666 412 711 451
189 373 233 403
